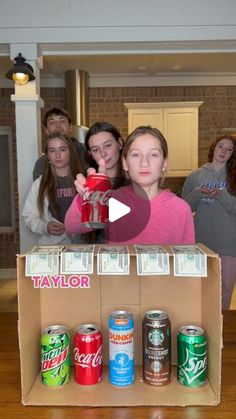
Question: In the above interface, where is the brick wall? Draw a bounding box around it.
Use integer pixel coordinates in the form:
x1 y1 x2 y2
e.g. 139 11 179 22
41 87 67 117
1 85 236 268
89 86 236 166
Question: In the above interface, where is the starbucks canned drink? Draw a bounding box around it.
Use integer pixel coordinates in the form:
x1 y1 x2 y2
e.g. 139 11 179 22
82 174 112 228
143 310 171 386
41 325 71 386
74 324 103 385
109 311 134 386
177 325 207 387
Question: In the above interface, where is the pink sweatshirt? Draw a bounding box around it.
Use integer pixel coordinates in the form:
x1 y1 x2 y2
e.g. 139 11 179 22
65 185 195 245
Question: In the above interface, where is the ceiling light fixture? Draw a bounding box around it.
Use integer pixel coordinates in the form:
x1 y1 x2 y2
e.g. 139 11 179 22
5 53 35 85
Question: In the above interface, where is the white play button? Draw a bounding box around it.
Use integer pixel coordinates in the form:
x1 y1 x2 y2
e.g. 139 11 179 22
108 197 131 222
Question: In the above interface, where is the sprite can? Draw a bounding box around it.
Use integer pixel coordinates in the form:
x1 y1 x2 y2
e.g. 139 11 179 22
177 325 207 387
41 325 71 386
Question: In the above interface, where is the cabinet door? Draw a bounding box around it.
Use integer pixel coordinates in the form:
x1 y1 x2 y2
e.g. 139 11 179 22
128 108 163 134
164 107 198 177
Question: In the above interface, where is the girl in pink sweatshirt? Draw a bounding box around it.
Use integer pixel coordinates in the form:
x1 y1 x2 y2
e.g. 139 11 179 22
65 126 195 245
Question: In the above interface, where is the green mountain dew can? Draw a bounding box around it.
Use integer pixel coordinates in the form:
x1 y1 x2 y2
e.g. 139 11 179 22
41 325 71 386
177 325 207 387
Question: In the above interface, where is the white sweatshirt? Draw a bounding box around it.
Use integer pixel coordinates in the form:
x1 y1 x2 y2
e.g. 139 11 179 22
22 177 72 245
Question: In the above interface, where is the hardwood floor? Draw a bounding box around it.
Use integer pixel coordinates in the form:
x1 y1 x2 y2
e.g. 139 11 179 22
0 278 17 312
0 276 236 312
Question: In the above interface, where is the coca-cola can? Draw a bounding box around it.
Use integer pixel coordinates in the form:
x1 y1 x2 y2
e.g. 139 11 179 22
74 324 103 385
82 174 112 228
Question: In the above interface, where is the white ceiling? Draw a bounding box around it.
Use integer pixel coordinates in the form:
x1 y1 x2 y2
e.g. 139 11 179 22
40 52 236 76
1 49 236 86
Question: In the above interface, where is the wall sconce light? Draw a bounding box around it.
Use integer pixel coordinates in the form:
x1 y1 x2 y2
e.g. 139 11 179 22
5 53 35 85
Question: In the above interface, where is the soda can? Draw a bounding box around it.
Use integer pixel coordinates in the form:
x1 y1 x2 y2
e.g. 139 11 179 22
74 324 103 385
41 325 71 386
142 310 171 386
82 174 112 228
177 325 207 387
109 311 134 386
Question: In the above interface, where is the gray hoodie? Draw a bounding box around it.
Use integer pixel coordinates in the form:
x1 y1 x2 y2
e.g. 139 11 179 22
182 163 236 256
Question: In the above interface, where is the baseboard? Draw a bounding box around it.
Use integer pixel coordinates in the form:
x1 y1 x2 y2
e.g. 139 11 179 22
0 268 17 279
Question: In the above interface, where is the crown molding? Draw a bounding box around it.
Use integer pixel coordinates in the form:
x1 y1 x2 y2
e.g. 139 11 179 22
1 72 236 89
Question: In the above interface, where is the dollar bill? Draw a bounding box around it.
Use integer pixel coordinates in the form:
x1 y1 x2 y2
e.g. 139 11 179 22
171 245 207 277
97 246 130 275
25 247 61 276
28 245 64 253
134 245 170 275
60 245 95 274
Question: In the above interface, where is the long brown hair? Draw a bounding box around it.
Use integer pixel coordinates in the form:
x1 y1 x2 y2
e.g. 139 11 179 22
85 121 126 189
82 122 127 243
208 135 236 196
37 132 82 220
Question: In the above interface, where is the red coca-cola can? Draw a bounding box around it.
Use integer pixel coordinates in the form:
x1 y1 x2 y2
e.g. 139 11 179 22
82 174 112 228
74 324 103 385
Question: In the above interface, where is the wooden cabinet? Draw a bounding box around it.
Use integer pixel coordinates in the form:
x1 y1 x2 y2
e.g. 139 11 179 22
124 102 203 177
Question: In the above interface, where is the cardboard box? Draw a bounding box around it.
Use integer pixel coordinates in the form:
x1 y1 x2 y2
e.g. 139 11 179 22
17 244 222 406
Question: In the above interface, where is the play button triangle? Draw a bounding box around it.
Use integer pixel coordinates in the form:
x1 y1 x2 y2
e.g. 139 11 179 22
108 197 131 222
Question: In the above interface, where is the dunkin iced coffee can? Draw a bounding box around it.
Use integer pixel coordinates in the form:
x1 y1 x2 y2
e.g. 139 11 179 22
143 310 171 385
109 311 134 386
82 174 112 228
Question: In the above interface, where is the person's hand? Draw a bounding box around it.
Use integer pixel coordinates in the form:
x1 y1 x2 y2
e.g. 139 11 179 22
97 159 106 175
207 188 220 198
200 186 210 194
74 173 88 196
74 159 107 196
200 186 220 199
47 221 65 236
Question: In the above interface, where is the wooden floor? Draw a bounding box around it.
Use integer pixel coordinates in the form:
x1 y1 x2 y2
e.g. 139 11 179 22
0 278 18 312
0 276 236 311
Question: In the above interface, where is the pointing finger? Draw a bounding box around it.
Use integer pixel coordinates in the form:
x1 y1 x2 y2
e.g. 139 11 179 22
98 159 106 174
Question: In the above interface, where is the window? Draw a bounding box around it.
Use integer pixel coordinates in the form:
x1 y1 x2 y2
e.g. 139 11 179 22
0 127 15 232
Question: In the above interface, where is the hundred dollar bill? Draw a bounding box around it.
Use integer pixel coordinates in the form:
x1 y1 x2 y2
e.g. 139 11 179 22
60 245 95 274
171 245 207 277
97 246 130 275
25 247 62 276
135 245 170 275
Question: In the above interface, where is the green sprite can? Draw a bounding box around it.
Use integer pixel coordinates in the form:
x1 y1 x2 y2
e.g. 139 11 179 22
177 325 207 387
41 325 71 386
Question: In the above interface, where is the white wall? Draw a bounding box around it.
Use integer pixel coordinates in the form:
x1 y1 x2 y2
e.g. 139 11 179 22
0 0 236 44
